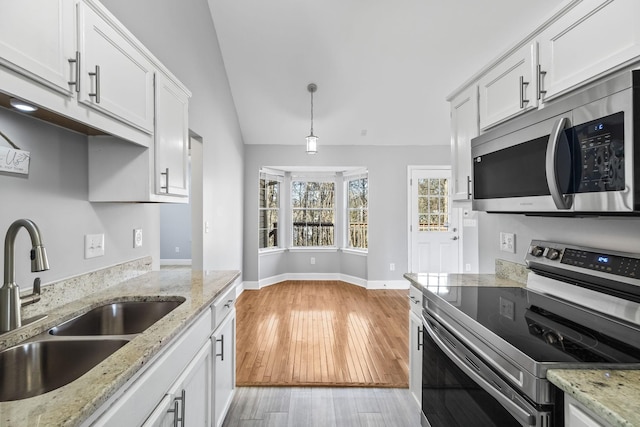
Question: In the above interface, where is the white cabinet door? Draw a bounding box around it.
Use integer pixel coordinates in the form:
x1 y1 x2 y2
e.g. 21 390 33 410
212 310 236 427
409 310 422 406
155 72 189 197
165 342 212 427
565 395 606 427
450 86 478 200
78 0 154 133
0 0 76 96
142 395 175 427
539 0 640 101
478 43 536 130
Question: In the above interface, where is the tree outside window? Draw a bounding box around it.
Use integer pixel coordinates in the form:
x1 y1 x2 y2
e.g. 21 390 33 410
347 177 368 249
291 180 335 247
259 177 280 249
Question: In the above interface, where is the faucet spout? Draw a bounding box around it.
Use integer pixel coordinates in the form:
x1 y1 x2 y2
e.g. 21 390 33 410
1 219 50 333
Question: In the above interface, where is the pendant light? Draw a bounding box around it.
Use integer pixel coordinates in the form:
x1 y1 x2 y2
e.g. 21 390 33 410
306 83 318 154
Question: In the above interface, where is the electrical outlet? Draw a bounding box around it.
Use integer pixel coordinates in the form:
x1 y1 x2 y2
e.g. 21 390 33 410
133 229 143 248
500 232 515 253
465 263 472 272
175 246 180 253
310 257 316 265
85 233 105 259
390 263 395 271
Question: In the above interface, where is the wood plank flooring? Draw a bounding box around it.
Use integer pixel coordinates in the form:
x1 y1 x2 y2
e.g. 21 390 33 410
222 387 422 427
236 281 409 387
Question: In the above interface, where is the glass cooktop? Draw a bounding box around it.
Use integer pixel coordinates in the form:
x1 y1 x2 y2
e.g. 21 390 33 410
426 286 640 364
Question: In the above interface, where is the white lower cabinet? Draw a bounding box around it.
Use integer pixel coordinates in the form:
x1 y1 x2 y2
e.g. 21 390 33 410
144 343 212 427
212 309 236 427
85 284 238 427
408 284 423 406
564 395 606 427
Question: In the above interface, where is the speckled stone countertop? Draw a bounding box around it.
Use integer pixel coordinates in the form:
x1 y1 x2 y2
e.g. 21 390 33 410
405 272 640 427
0 269 240 427
548 370 640 427
403 272 525 290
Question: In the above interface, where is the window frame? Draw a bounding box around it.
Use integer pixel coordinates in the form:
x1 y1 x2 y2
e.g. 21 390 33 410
258 171 283 252
344 171 368 253
290 175 337 249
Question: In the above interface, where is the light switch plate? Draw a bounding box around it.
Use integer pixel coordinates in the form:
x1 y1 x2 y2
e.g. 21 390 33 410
133 229 143 248
85 234 105 259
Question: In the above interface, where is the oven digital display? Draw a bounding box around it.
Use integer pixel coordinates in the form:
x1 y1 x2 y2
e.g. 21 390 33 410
597 255 610 264
561 248 640 278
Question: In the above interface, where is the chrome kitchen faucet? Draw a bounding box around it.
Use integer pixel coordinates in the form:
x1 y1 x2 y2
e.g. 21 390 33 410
0 219 49 333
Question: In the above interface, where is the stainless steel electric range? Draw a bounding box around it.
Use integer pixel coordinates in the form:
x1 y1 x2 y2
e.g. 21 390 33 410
421 240 640 427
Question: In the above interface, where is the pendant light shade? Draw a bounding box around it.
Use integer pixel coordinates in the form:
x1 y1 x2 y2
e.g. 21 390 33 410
306 83 318 154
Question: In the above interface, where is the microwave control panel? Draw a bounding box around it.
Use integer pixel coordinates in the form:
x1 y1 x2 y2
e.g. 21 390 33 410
573 111 625 193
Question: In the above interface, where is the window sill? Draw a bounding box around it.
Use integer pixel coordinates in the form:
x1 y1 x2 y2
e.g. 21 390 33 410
288 247 339 253
259 248 286 255
341 248 368 256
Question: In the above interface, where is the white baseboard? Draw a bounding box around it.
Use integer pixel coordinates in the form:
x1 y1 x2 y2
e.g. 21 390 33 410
250 274 404 290
160 259 192 266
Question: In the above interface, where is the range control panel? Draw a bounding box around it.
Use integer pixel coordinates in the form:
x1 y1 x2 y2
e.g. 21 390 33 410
526 240 640 281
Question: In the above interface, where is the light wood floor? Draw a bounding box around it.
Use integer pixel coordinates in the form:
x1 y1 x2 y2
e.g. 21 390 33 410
222 387 421 427
236 281 410 387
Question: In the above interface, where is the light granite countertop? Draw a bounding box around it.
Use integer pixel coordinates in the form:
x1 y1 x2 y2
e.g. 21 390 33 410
548 369 640 427
403 272 526 290
0 269 240 427
405 272 640 427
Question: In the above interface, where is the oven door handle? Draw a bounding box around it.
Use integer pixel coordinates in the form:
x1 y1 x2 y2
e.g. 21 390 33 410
423 317 540 426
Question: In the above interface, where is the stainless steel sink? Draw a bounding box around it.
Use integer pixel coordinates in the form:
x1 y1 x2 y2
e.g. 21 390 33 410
0 339 128 401
49 300 183 336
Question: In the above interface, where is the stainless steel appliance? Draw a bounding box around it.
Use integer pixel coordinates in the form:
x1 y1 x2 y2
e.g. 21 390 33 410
421 240 640 426
471 70 640 215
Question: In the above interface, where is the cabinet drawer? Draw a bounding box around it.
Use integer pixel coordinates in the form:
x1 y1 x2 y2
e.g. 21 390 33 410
212 285 236 330
409 284 423 316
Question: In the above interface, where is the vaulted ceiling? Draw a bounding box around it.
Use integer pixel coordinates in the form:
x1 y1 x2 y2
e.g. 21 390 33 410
208 0 566 148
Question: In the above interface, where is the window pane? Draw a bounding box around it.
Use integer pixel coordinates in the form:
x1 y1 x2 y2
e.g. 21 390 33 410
347 177 368 249
292 181 335 247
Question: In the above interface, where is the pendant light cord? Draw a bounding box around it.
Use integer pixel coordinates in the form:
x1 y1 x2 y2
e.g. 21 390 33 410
310 90 314 135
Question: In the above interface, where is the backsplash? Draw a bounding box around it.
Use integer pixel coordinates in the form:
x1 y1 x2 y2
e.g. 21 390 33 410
22 256 152 319
495 259 529 284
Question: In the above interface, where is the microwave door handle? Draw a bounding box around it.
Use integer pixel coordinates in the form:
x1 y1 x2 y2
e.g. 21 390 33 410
546 117 573 210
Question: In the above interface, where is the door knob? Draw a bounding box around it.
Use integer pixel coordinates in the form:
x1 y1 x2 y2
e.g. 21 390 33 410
451 236 458 240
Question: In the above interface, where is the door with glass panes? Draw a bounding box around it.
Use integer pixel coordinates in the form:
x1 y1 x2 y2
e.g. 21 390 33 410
409 168 460 273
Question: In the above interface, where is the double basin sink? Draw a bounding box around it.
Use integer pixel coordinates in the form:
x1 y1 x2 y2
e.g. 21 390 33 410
0 299 184 402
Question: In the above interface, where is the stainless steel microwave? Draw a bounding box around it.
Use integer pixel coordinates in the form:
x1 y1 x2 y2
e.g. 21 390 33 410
471 70 640 215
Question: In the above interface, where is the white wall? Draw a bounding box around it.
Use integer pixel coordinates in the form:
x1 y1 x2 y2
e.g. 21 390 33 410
101 0 245 272
0 107 158 289
478 213 640 272
243 144 450 282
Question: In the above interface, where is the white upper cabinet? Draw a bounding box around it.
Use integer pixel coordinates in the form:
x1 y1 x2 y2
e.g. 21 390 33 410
155 72 189 197
478 43 537 130
538 0 640 102
450 85 478 200
78 0 155 134
0 0 77 96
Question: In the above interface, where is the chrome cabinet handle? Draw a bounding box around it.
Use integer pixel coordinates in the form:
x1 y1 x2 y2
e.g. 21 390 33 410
88 65 100 103
417 325 423 351
537 64 547 100
216 335 224 361
407 295 420 305
224 299 233 308
466 176 472 200
68 51 80 93
546 117 573 210
519 76 529 109
161 168 170 193
167 399 179 427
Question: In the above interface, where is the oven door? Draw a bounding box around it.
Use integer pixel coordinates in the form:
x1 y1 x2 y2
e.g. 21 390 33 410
421 310 553 427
